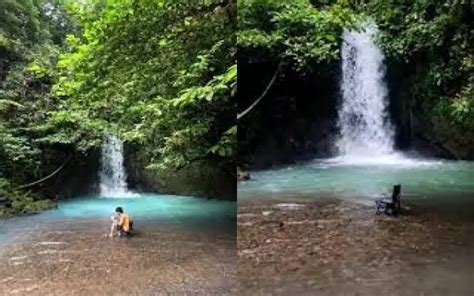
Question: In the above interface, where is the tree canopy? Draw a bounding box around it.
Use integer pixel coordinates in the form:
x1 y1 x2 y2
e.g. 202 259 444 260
360 0 473 157
238 0 359 71
44 0 237 170
1 0 236 213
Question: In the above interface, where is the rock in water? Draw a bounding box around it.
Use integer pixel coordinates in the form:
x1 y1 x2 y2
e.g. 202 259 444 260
237 167 251 181
0 196 8 207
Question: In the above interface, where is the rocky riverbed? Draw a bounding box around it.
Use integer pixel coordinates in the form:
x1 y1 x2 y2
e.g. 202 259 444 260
0 219 236 295
238 197 474 295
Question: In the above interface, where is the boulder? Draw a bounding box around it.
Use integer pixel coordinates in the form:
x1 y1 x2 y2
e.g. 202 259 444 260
237 167 251 181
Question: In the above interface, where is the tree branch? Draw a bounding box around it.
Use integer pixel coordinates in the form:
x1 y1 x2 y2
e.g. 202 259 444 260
15 155 72 190
237 62 282 120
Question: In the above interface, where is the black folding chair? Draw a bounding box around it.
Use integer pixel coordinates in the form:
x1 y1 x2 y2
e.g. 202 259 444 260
375 185 401 216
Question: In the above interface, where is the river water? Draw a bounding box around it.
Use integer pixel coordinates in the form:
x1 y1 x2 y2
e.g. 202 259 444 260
0 194 236 245
239 23 474 221
238 157 474 218
0 194 236 295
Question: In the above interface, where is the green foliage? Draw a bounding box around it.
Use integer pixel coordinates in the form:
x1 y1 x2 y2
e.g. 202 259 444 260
0 0 79 207
449 85 473 127
172 64 237 109
210 125 237 157
1 0 236 208
34 110 105 151
359 1 472 100
0 190 56 217
357 0 473 157
50 0 236 171
153 63 237 169
238 0 360 71
0 0 75 80
0 99 24 110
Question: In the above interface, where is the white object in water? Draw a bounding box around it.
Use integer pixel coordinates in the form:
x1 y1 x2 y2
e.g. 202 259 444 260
37 250 58 255
9 256 28 261
275 203 306 209
35 241 66 246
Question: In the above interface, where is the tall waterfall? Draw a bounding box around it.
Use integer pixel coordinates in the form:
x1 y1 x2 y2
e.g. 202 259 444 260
99 134 134 197
336 24 395 158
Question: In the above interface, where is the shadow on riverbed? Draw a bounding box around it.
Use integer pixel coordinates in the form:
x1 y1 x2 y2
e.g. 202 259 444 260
238 197 474 295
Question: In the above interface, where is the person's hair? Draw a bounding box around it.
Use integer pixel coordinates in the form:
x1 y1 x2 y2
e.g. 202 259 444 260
115 207 123 213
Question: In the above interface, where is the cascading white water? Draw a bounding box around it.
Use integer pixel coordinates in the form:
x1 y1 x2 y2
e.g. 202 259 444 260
99 134 134 197
336 24 395 158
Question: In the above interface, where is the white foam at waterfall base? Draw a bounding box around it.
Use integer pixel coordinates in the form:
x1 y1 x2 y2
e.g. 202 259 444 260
99 134 137 198
322 153 443 168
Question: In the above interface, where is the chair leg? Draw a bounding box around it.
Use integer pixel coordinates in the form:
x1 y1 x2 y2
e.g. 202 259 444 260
375 201 381 214
393 207 399 216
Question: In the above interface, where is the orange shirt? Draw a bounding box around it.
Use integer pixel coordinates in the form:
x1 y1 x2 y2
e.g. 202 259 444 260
118 213 132 232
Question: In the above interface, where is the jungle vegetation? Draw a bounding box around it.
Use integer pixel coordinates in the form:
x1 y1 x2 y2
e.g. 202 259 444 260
238 0 473 165
0 0 236 215
0 0 472 213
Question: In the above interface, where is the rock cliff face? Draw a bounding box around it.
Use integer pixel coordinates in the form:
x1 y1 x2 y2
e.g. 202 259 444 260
386 60 474 160
238 62 341 169
124 145 236 200
45 149 101 198
47 146 236 201
0 149 100 217
411 111 474 160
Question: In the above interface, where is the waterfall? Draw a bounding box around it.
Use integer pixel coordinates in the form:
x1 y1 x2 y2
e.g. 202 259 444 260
99 134 135 197
336 24 395 158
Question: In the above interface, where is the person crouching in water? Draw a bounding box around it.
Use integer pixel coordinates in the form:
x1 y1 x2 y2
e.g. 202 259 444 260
109 207 133 237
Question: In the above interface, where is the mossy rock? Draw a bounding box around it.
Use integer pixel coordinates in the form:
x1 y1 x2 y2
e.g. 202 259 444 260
1 197 56 217
237 167 251 181
21 199 56 213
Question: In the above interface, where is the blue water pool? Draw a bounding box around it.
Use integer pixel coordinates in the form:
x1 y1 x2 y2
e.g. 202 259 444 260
238 156 474 220
0 194 236 245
